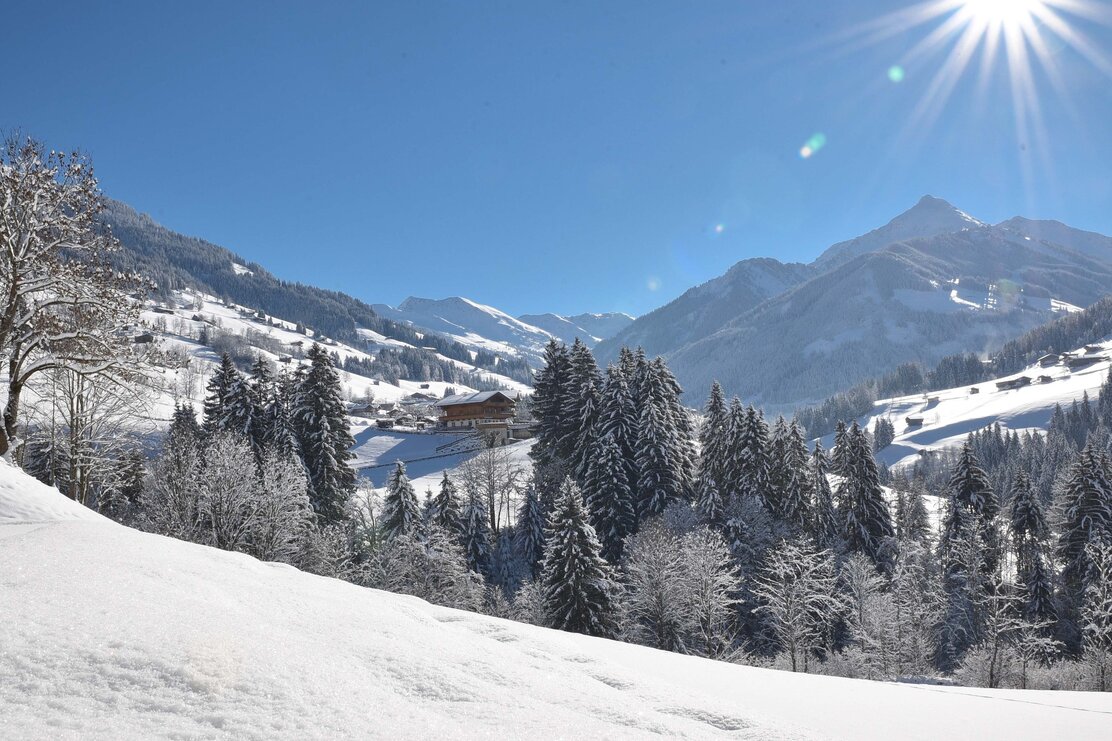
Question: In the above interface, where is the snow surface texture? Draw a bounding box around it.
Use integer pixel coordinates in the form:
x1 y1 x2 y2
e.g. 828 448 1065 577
3 463 1112 740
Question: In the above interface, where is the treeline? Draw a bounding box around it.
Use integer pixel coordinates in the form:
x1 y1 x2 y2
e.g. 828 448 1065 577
102 200 533 384
81 344 360 570
797 295 1112 437
364 340 1112 691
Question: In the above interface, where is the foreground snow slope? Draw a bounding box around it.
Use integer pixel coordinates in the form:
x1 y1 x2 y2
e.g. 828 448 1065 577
3 464 1110 739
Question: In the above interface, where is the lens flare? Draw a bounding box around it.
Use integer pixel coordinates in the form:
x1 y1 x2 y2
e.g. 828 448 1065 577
799 132 827 159
888 64 906 82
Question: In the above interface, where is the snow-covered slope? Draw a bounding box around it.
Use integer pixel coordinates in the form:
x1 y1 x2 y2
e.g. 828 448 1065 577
136 290 529 432
519 311 635 346
4 464 1110 740
373 296 557 365
856 338 1112 468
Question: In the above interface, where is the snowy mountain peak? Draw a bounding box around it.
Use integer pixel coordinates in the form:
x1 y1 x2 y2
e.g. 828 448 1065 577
814 195 985 268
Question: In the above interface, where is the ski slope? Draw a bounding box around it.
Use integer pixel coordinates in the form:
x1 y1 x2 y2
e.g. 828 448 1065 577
3 461 1110 740
861 339 1112 468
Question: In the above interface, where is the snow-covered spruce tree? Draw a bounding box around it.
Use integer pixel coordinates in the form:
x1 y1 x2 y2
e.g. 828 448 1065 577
872 418 896 452
540 478 618 638
893 478 932 547
653 358 697 494
294 343 356 525
246 356 274 455
695 467 725 527
635 364 685 519
218 370 256 441
461 488 493 577
1008 471 1056 625
202 353 241 434
251 449 313 563
582 431 637 562
753 538 842 672
0 136 141 457
529 339 573 467
431 472 464 538
837 422 894 568
935 508 990 671
940 441 1000 576
263 370 301 459
515 480 546 579
772 420 812 532
491 527 520 599
832 421 849 476
699 381 731 498
808 442 839 548
381 461 422 541
562 339 602 479
595 364 639 490
1081 541 1112 691
1057 445 1112 614
733 406 773 511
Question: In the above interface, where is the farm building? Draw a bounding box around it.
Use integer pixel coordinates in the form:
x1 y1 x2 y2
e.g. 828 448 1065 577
436 391 519 439
905 415 925 428
1037 353 1059 367
1067 355 1104 370
996 376 1032 391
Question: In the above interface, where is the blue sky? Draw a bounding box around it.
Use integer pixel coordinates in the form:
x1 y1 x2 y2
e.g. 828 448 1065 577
4 1 1112 317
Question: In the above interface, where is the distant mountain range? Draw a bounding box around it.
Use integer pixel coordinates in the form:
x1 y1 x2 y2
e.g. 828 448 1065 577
596 196 1112 411
101 200 627 380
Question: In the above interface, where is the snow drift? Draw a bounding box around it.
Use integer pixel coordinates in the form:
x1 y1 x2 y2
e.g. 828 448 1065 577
2 461 1110 739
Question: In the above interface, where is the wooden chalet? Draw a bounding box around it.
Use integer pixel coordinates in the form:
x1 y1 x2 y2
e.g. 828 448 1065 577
436 391 518 438
1037 353 1059 367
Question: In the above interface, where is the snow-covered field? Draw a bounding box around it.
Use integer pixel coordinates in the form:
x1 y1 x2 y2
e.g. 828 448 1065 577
350 421 535 490
3 461 1110 740
854 338 1112 468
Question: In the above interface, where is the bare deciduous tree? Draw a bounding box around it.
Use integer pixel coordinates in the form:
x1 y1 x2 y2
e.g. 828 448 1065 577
0 135 142 456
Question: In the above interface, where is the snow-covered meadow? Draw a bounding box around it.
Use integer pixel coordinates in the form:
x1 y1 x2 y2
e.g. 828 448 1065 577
3 460 1111 740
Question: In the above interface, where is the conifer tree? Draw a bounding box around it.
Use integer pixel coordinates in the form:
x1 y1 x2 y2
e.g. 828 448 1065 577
699 381 730 496
695 467 725 527
382 461 421 541
562 340 602 477
431 472 464 537
940 441 1000 578
540 478 618 638
809 442 839 547
294 344 356 524
776 420 813 531
734 406 772 510
461 488 493 577
635 366 684 518
1057 445 1112 609
582 431 636 562
515 481 547 579
837 422 894 567
202 353 241 434
595 364 638 487
530 339 573 467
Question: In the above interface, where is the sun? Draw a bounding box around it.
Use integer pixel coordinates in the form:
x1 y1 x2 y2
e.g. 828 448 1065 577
962 0 1044 27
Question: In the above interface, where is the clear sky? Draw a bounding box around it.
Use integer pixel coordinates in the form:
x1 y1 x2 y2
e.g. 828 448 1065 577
4 1 1112 317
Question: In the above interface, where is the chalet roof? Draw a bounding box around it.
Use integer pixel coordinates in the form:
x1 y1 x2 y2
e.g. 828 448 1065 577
436 391 516 408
